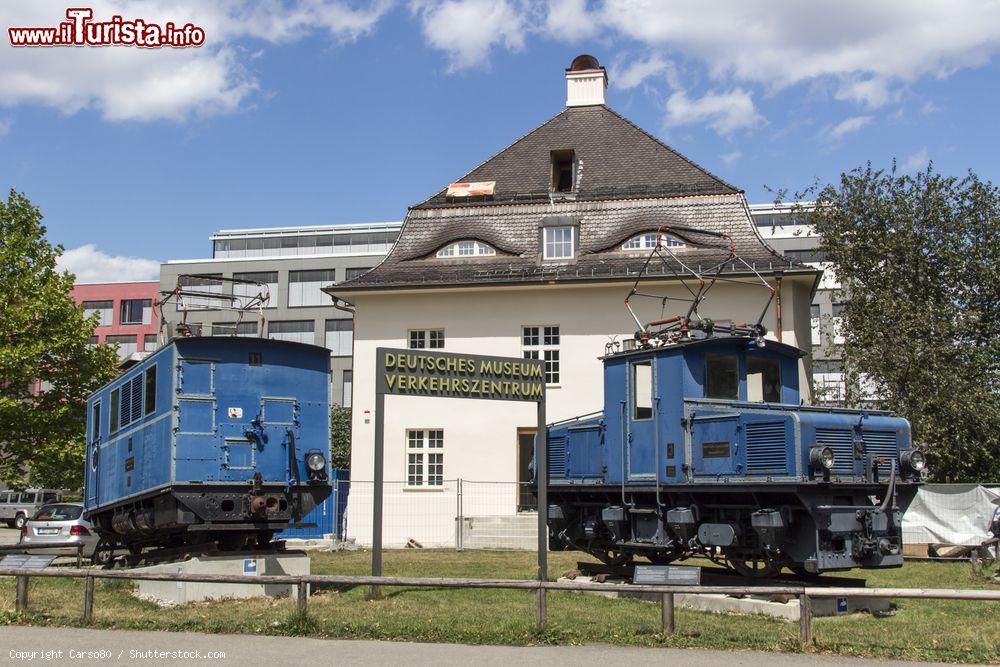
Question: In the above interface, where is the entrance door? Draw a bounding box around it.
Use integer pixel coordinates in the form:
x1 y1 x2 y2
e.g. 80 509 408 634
627 357 657 479
517 429 537 512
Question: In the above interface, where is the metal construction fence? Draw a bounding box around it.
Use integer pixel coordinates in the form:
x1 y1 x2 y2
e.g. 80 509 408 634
330 480 999 553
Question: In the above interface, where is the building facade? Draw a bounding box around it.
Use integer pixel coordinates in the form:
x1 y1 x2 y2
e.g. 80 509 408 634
159 222 401 407
331 56 821 547
71 281 160 359
750 203 849 404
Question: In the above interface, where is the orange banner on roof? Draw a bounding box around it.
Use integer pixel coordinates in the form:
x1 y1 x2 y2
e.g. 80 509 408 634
447 181 496 197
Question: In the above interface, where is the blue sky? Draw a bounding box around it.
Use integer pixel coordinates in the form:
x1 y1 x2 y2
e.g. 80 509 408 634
1 1 998 281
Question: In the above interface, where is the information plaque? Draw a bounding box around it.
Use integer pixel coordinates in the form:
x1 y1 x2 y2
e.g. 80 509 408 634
633 564 702 585
0 554 57 569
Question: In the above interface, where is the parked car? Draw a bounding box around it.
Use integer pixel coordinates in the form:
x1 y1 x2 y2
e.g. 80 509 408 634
0 489 63 530
18 502 100 560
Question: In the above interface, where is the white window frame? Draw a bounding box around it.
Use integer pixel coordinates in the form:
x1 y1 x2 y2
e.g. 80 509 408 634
622 232 684 250
405 429 444 488
522 325 560 385
543 227 575 261
82 301 113 327
408 329 444 349
436 240 496 258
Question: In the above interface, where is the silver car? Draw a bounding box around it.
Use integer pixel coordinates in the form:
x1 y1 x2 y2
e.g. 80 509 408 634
18 503 100 559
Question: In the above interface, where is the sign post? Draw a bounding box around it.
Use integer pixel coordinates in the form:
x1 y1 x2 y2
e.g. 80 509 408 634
372 348 548 587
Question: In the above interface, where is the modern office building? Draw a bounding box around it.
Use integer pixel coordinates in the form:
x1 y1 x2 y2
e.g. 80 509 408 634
330 56 821 547
159 221 401 407
71 281 161 358
749 202 848 404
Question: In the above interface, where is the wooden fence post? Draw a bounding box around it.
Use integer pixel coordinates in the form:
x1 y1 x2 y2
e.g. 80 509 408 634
536 585 547 631
83 575 94 623
15 575 28 613
661 592 675 635
799 593 813 645
297 581 307 615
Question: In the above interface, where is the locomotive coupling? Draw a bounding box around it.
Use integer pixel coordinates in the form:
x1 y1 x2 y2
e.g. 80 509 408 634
249 494 283 516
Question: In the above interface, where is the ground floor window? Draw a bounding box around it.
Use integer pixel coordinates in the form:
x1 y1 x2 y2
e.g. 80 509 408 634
522 325 559 384
406 429 443 487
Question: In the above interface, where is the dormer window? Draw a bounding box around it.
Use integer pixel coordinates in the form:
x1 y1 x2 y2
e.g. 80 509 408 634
436 240 496 258
544 226 575 260
551 149 576 193
623 233 685 250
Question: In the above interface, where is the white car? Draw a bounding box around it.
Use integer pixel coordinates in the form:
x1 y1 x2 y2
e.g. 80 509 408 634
19 502 100 560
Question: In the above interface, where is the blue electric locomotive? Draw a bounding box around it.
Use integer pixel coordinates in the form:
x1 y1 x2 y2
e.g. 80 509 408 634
83 336 332 558
545 334 925 576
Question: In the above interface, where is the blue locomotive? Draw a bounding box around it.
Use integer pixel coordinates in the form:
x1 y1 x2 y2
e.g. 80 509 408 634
83 336 332 558
545 333 925 576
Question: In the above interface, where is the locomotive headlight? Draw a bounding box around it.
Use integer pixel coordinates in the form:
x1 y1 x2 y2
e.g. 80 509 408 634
305 451 328 481
809 446 836 471
901 449 926 474
306 451 326 472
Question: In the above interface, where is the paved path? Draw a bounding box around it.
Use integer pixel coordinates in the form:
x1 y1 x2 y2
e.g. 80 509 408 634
0 528 20 546
0 626 969 666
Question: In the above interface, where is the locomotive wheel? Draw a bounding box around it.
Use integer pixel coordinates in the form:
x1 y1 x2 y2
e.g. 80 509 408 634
217 533 246 552
256 531 274 549
92 539 116 568
728 557 780 579
596 549 631 566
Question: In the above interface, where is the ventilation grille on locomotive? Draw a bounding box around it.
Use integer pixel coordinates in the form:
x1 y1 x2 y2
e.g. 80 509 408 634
548 434 568 477
864 431 898 475
815 427 855 475
745 421 786 473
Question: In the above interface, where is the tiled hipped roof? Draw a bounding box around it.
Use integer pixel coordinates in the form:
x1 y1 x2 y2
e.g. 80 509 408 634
332 105 814 293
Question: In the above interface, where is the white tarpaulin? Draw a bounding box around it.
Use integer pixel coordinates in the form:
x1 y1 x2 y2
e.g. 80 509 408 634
902 484 1000 545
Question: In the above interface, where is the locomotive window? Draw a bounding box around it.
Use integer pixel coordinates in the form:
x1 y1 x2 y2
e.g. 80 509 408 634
632 361 653 420
747 356 781 403
144 365 157 415
705 353 738 400
109 388 120 434
91 401 101 442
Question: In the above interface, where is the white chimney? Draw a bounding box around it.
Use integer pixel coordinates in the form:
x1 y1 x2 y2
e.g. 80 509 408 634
566 54 607 107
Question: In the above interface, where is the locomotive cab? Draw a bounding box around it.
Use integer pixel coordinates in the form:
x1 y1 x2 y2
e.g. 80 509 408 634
545 334 923 576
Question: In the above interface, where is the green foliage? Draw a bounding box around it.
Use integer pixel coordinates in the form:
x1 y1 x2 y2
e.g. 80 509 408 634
329 405 351 470
0 189 119 490
802 164 1000 482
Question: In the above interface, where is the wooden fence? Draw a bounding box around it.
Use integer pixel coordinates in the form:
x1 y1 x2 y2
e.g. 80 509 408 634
2 563 999 643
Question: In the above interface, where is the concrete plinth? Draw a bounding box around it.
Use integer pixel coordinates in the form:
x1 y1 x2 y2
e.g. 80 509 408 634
558 576 890 621
134 552 310 605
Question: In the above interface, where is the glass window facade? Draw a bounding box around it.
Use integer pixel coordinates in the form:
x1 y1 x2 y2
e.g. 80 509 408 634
213 230 399 259
288 269 336 307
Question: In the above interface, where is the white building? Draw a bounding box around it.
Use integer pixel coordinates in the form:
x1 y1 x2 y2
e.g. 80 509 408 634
329 56 821 547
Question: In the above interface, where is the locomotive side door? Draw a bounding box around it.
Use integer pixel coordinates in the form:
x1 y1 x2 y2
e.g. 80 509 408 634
85 400 101 506
627 357 657 480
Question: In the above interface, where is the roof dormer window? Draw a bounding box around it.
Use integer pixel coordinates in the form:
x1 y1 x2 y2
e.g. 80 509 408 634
622 232 685 250
551 149 576 193
543 226 575 260
436 240 497 258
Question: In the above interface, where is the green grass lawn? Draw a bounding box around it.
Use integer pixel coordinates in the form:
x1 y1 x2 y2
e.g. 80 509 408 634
1 550 997 663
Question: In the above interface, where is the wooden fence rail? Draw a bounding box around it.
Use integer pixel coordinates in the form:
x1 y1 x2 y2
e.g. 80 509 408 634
2 566 999 642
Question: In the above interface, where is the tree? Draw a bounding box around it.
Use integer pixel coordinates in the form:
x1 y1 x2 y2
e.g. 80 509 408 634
802 164 1000 482
329 405 351 470
0 189 119 490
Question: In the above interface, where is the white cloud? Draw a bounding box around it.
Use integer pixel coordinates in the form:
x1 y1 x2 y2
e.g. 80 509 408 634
823 114 873 141
613 54 675 90
720 150 742 166
664 89 763 135
414 0 527 71
57 244 161 283
0 1 388 122
903 146 930 171
544 0 600 41
600 0 1000 90
834 76 894 108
